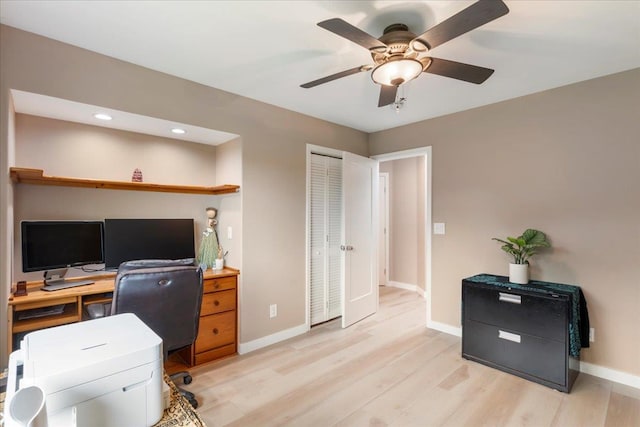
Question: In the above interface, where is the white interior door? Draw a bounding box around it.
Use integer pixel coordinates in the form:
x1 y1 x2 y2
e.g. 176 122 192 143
342 152 378 328
310 154 342 326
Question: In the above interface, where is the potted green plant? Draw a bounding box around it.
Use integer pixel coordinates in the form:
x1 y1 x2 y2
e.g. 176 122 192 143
492 229 550 284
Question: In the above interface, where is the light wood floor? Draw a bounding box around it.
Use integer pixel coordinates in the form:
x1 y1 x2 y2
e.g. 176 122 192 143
184 287 640 427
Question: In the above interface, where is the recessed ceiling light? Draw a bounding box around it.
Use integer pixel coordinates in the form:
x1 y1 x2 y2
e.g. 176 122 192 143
171 128 186 134
93 113 112 121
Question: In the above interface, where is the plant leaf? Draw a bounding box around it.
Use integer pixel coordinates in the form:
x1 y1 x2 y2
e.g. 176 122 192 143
522 229 550 246
493 238 511 246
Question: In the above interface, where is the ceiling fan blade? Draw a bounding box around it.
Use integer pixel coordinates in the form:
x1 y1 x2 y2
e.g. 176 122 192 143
424 57 494 84
300 66 369 88
412 0 509 50
378 85 398 107
318 18 388 52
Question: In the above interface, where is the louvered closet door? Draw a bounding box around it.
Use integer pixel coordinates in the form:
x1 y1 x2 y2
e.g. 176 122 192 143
310 154 342 325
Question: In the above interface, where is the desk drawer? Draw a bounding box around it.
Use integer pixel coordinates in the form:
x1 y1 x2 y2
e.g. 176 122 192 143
204 276 236 293
463 319 566 386
464 284 567 341
195 311 236 353
201 290 236 316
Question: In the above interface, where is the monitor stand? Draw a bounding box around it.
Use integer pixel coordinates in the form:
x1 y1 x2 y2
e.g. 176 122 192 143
42 268 95 291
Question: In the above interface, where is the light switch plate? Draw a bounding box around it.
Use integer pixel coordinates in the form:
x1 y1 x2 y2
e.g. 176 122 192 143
434 223 446 235
227 226 233 239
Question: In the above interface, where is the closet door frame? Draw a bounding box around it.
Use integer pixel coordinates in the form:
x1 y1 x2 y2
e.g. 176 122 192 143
305 144 344 329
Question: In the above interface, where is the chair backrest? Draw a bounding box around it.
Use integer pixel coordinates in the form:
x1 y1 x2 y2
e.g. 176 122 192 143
111 259 203 358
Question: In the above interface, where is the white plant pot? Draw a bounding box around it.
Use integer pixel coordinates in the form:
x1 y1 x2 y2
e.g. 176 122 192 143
509 263 529 284
214 258 224 270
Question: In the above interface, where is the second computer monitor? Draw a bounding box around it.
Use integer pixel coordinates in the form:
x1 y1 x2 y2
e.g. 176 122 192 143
104 218 195 270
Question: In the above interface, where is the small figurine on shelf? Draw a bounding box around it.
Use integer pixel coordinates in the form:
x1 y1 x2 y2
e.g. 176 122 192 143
197 207 219 270
215 245 224 270
131 168 143 182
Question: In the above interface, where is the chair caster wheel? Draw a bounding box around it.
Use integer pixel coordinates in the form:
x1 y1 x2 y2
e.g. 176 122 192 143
189 398 198 409
183 374 192 385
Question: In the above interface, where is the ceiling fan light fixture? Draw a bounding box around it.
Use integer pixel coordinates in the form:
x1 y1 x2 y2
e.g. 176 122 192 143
371 58 423 87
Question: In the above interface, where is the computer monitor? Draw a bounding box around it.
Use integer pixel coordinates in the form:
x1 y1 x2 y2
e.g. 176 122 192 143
104 219 195 269
21 221 104 273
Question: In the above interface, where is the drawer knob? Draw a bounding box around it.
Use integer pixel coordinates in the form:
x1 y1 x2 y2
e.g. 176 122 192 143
214 300 220 306
214 283 220 289
213 328 219 334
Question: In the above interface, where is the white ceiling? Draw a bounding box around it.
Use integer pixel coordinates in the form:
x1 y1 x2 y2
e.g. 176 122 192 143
1 1 639 133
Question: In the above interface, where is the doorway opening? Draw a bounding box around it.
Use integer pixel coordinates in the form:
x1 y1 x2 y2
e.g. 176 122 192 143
372 147 432 327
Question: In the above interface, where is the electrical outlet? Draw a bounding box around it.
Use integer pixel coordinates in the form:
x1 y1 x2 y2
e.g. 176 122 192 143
589 327 595 343
269 304 277 318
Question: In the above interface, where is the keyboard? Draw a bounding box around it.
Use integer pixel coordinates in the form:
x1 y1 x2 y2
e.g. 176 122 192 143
42 279 95 292
17 304 65 320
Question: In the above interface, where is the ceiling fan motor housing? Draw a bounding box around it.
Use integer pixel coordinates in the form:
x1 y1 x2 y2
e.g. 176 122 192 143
372 23 421 63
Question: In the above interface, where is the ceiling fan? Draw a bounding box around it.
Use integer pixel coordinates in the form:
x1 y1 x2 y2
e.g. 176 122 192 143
300 0 510 107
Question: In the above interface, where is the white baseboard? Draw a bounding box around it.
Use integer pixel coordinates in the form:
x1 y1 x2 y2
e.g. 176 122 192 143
428 322 640 390
387 281 417 292
580 361 640 389
238 323 309 355
427 320 462 337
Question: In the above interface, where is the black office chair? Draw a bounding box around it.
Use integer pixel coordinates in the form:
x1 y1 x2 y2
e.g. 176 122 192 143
86 258 203 408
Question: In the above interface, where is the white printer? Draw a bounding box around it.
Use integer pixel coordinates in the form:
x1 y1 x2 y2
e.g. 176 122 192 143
5 313 164 427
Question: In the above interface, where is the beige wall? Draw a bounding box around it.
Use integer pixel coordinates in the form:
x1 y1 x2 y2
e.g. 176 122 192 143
12 114 223 283
0 25 368 365
380 157 426 290
214 139 242 271
370 68 640 376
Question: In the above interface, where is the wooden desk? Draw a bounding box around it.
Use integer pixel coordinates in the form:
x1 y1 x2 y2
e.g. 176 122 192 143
7 268 239 368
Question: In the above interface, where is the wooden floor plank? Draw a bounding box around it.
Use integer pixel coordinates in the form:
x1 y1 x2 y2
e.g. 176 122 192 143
604 391 640 427
182 287 639 427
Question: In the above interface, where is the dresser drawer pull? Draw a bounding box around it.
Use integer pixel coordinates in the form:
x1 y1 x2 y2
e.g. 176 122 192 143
214 300 220 306
213 328 219 335
498 292 521 304
498 330 521 343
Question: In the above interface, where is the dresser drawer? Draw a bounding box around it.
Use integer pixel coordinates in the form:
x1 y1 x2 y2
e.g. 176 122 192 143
204 276 236 293
201 290 236 316
463 319 566 386
464 284 567 341
194 343 236 365
195 311 236 353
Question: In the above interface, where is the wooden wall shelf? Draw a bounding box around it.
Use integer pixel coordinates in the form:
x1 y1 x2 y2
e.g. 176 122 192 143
10 167 239 195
